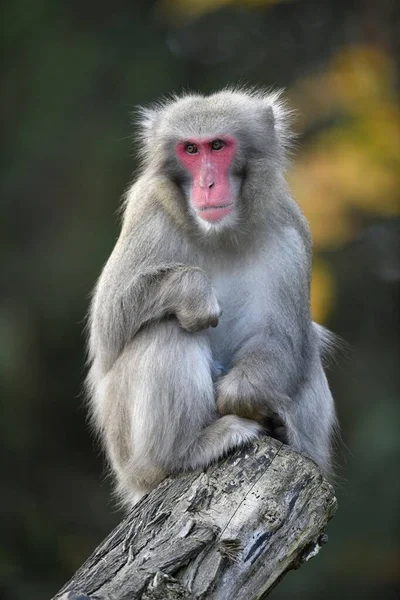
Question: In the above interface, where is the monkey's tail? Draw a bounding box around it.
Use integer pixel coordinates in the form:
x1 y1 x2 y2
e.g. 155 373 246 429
313 321 352 483
313 322 350 369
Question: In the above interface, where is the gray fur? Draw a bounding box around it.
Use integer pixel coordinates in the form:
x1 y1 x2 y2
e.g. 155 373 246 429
87 88 336 508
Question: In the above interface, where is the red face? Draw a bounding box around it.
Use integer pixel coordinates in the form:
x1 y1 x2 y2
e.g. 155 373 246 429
176 136 237 223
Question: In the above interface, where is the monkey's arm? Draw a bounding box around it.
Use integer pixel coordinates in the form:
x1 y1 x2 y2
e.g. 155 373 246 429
90 248 220 370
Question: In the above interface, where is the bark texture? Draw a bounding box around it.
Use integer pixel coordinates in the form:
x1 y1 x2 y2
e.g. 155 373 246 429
54 438 337 600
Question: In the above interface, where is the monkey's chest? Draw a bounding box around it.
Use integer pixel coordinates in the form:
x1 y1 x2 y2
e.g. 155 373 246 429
207 265 266 365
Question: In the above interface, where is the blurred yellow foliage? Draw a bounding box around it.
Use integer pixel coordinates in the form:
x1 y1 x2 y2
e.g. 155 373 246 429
310 258 335 324
289 46 400 250
157 0 282 20
289 46 400 322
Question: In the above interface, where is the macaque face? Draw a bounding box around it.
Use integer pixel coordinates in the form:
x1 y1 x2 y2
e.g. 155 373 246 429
175 136 240 225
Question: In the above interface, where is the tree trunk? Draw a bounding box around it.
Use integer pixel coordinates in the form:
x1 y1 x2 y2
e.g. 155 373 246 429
54 438 337 600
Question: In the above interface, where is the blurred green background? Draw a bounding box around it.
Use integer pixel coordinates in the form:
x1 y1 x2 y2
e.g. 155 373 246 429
1 1 399 598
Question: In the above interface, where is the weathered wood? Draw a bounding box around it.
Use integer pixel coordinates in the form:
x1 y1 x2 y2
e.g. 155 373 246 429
54 439 337 600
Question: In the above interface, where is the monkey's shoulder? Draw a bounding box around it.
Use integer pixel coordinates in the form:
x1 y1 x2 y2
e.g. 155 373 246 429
279 193 312 252
124 175 181 219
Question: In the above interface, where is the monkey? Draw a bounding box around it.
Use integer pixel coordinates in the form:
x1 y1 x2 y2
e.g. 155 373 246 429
86 88 337 508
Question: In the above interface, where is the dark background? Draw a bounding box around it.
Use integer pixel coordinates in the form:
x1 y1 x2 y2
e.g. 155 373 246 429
1 1 399 598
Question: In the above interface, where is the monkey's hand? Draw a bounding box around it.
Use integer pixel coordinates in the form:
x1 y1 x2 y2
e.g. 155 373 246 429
216 361 290 423
174 268 222 332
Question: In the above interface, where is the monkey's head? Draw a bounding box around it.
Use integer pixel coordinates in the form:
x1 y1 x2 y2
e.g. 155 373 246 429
137 88 293 233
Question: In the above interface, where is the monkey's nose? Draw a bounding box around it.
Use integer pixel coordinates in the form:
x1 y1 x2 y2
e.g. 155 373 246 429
208 182 215 189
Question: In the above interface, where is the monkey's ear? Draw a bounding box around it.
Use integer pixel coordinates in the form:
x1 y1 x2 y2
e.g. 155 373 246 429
264 105 275 128
136 106 160 141
263 90 296 157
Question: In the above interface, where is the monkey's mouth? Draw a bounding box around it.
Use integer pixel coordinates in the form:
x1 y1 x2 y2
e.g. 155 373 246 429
197 203 234 222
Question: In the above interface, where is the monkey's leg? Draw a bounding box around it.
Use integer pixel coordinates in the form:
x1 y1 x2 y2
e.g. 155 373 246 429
216 345 335 476
284 360 336 478
101 321 263 507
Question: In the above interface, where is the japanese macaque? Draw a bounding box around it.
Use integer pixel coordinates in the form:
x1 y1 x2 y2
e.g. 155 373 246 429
87 88 337 507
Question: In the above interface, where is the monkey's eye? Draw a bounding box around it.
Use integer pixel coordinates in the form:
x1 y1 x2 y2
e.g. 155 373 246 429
185 143 198 155
211 139 224 151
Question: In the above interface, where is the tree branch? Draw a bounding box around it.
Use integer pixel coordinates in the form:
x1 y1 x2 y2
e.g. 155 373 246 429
53 438 337 600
